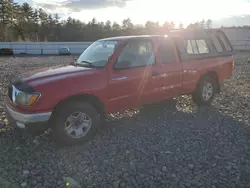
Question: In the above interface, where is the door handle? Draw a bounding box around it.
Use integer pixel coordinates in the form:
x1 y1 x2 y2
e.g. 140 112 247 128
112 76 128 81
152 71 160 76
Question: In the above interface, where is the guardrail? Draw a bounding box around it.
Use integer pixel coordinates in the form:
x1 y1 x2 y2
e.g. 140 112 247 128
0 42 93 55
230 40 250 51
1 40 250 56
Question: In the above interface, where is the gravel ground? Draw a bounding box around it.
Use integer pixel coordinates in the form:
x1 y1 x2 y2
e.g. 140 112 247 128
0 54 250 188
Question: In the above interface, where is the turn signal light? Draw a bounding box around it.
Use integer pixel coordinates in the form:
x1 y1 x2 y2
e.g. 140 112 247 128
232 60 235 70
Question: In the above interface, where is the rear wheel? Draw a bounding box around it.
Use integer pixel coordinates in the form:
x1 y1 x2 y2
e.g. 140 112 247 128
192 76 217 106
51 101 101 145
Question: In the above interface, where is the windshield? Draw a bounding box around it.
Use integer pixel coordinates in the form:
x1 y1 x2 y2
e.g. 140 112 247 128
76 40 118 67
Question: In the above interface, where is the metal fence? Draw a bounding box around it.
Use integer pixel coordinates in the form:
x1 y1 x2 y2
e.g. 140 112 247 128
1 38 250 56
222 28 250 51
0 42 93 55
230 40 250 51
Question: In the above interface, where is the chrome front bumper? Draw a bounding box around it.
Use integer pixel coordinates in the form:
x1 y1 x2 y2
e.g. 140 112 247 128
5 104 52 129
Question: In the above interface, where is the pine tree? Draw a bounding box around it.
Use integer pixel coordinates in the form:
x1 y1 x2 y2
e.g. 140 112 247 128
21 2 33 21
0 1 217 42
38 8 48 24
206 19 212 28
179 23 184 29
200 19 205 28
112 22 121 31
54 13 60 41
122 18 133 30
0 0 11 24
32 9 39 23
0 0 13 41
38 8 48 41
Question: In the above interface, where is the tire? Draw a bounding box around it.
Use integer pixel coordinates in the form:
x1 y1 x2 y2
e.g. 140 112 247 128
192 76 217 106
51 101 101 145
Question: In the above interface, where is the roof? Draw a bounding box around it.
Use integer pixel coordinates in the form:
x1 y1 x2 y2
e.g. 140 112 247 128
167 28 225 38
98 29 225 41
98 35 166 41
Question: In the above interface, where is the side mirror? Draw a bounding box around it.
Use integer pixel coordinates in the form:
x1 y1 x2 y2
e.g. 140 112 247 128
114 60 131 69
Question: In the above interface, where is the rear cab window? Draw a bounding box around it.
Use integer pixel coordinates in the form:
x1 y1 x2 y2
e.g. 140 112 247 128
158 38 176 63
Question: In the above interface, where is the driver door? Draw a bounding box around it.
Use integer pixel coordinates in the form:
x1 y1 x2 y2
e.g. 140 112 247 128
106 39 156 113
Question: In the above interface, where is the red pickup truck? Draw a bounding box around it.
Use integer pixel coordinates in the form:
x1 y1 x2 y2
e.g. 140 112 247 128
5 29 234 145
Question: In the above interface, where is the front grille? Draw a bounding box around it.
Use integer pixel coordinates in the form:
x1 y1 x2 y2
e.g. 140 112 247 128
8 85 13 102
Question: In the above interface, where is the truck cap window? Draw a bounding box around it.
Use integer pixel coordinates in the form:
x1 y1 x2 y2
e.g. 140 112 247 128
191 40 199 54
210 34 224 53
217 32 232 52
185 39 209 54
196 40 209 54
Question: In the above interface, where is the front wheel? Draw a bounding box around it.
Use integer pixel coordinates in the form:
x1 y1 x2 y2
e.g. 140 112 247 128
51 101 101 145
192 76 217 106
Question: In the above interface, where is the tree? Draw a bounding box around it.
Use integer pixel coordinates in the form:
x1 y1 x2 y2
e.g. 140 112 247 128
54 13 60 24
179 23 184 29
169 21 175 29
32 9 39 23
0 1 217 42
122 18 133 30
187 22 202 29
112 22 121 30
54 13 61 41
200 19 205 28
145 21 160 34
21 2 33 21
0 0 11 24
206 19 212 28
38 8 48 41
163 21 170 30
104 20 111 30
162 21 175 31
0 0 15 41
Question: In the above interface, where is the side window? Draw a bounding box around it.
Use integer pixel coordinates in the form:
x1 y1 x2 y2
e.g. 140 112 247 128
115 40 155 68
211 34 224 52
185 39 209 54
191 40 199 54
186 40 193 54
217 32 232 52
196 40 209 54
158 39 176 63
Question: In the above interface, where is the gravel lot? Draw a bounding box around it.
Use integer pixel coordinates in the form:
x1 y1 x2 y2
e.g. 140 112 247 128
0 54 250 188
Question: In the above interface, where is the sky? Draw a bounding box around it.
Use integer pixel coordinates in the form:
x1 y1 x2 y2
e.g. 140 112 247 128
17 0 250 26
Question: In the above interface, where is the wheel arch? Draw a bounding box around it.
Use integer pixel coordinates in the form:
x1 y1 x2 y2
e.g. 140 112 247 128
198 71 220 93
51 93 105 118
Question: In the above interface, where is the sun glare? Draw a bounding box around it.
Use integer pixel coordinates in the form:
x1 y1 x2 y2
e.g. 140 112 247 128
75 0 250 26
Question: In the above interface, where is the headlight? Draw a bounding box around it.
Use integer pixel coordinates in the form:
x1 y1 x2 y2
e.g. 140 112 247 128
15 92 40 106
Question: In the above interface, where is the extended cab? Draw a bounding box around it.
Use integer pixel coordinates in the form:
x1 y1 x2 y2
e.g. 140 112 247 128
5 29 234 145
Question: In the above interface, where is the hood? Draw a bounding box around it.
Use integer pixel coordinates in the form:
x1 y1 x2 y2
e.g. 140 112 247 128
22 64 92 83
